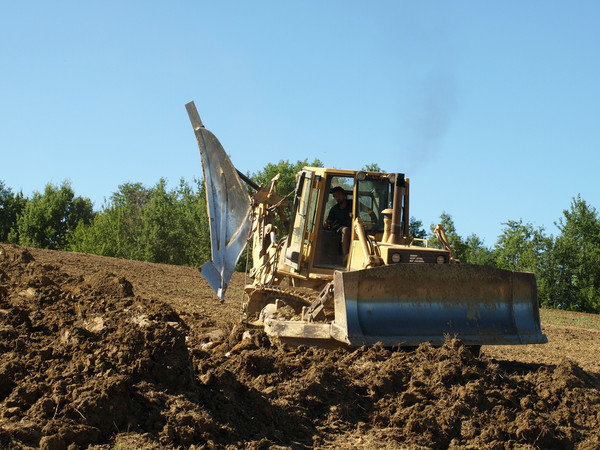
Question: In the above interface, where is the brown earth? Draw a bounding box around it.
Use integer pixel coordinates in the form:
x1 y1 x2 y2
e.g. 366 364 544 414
0 244 599 449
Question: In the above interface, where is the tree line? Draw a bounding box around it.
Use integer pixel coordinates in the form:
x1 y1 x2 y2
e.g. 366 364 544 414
1 161 599 314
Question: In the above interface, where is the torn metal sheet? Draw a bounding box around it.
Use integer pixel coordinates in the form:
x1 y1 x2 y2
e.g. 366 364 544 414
186 101 251 299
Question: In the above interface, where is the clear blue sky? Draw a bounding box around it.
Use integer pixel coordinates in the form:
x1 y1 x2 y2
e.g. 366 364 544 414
2 1 599 245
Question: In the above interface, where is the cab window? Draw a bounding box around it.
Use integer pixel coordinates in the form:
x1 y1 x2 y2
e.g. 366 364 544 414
356 179 391 232
313 175 354 269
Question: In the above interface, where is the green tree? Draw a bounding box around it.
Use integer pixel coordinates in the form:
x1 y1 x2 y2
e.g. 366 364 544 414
250 158 323 240
409 217 427 246
428 212 494 265
111 182 149 260
544 195 600 313
428 212 466 256
494 219 550 273
463 234 496 266
362 163 382 172
140 179 181 264
251 158 323 200
67 211 119 257
68 182 149 259
140 178 210 265
0 181 26 243
68 178 212 267
17 181 94 250
175 178 211 266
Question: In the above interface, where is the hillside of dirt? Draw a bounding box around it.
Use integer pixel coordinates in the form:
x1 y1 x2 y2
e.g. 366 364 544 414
1 244 599 449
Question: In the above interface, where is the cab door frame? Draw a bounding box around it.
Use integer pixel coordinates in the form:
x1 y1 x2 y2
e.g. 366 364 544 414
284 169 316 271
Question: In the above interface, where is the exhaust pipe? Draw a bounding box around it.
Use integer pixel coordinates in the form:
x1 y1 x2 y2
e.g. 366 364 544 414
388 173 406 244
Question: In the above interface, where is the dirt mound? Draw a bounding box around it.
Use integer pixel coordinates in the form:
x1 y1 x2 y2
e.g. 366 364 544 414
1 244 599 449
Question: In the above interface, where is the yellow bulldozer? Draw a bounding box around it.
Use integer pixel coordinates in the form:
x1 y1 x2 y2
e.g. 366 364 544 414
186 101 547 348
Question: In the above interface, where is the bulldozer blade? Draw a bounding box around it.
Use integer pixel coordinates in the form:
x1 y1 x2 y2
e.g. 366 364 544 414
333 263 547 347
186 101 252 299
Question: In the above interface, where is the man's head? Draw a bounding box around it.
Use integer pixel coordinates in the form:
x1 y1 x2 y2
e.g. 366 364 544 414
331 186 347 205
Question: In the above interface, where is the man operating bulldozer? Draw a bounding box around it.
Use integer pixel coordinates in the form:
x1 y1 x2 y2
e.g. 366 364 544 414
323 186 352 258
185 101 548 349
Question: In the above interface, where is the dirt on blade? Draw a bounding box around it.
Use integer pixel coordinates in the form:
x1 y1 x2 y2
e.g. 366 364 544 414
1 244 599 449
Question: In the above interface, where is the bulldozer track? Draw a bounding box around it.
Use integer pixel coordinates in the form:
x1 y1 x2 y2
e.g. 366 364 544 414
244 285 320 319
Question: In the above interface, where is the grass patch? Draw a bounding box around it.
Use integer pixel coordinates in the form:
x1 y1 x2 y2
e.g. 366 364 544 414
540 309 600 330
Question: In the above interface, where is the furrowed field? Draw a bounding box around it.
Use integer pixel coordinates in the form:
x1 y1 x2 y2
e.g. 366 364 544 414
1 244 599 449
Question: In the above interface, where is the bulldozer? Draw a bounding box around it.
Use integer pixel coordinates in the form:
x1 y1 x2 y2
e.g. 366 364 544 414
185 101 547 348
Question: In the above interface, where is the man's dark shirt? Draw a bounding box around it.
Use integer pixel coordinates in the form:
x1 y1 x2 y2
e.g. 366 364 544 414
326 202 352 230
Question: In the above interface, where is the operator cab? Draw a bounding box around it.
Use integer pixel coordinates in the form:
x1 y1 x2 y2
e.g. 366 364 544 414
314 175 354 269
284 168 403 273
314 173 394 268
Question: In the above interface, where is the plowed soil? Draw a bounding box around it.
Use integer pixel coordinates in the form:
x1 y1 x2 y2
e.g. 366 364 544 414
1 244 599 449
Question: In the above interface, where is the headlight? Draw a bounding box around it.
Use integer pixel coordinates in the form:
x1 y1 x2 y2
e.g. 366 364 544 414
391 252 401 263
437 255 445 264
356 171 366 181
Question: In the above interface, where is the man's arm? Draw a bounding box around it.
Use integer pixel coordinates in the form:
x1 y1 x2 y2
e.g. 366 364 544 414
359 202 377 221
323 205 337 229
